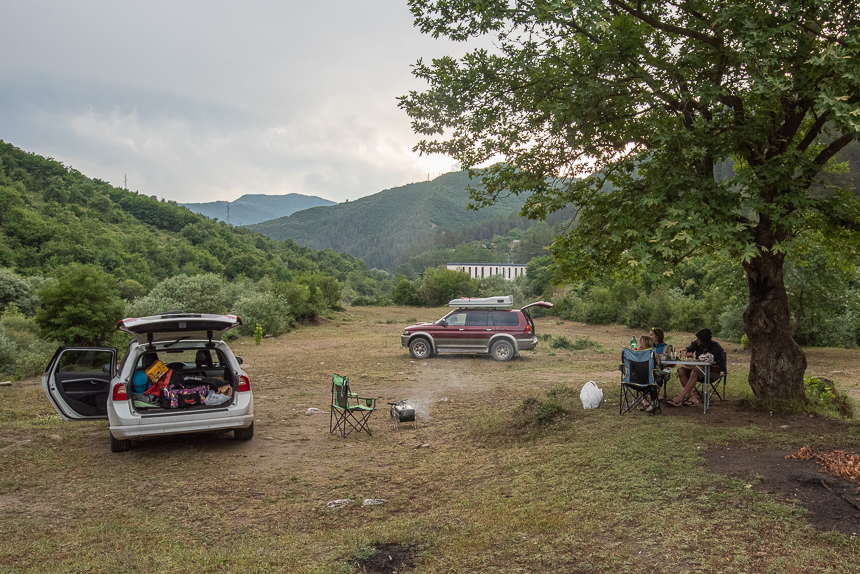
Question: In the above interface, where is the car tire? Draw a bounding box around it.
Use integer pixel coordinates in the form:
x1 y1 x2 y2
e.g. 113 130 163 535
490 340 515 362
408 338 432 360
109 432 132 453
234 423 254 440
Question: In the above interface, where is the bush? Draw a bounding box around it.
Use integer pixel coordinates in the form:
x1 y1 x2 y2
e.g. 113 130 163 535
420 267 481 306
391 276 422 306
0 267 40 316
231 292 292 337
35 263 125 346
146 274 227 314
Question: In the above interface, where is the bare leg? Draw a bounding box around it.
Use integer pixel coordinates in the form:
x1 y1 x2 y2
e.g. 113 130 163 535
673 369 700 404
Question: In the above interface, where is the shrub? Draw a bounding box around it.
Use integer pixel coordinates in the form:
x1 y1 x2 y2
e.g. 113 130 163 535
391 276 422 306
550 336 574 350
232 292 292 337
146 273 227 314
35 263 125 346
125 293 182 318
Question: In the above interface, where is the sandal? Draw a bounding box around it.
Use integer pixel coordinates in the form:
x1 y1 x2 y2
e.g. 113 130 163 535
665 398 683 407
682 398 700 407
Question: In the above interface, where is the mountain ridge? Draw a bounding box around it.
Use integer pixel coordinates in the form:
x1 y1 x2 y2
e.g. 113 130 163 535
182 193 336 226
248 171 527 271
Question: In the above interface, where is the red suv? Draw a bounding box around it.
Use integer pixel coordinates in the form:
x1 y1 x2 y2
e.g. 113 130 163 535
401 296 553 361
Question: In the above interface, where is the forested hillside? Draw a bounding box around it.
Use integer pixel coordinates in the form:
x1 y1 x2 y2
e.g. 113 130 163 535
0 141 367 288
248 171 527 271
183 193 336 226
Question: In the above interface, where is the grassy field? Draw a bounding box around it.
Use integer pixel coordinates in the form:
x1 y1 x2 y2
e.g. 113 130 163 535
1 306 859 573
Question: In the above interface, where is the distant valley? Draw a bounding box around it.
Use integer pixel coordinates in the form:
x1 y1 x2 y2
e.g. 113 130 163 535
182 193 336 226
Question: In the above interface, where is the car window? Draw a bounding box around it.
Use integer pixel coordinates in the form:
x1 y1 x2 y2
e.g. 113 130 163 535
134 349 225 369
492 311 520 327
57 350 115 373
445 312 468 326
467 312 491 326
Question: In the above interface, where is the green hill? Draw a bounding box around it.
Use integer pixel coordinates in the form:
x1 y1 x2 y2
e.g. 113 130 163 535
248 171 527 271
0 140 370 289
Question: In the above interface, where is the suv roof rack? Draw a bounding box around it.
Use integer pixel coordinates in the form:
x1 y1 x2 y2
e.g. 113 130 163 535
448 295 513 308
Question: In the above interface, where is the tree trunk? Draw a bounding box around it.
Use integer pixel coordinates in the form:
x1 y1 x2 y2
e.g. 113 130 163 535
742 248 807 400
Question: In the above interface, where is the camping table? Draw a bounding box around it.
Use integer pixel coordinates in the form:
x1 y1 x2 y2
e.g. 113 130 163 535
660 359 716 413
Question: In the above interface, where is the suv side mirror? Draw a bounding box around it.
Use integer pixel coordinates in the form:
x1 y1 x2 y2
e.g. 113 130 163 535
439 319 448 327
102 364 111 373
236 356 244 365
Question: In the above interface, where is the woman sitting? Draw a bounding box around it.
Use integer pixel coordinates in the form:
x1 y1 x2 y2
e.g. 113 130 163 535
649 327 667 354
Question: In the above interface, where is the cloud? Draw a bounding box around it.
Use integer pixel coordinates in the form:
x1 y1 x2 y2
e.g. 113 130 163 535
0 1 471 203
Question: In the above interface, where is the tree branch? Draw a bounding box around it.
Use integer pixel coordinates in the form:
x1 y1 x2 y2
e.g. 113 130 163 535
607 0 721 48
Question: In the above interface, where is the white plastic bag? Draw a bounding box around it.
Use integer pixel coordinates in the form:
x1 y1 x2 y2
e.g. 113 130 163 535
204 392 230 406
580 381 604 409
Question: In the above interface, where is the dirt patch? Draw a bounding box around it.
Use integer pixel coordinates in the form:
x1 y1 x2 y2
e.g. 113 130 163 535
704 444 860 536
351 543 420 573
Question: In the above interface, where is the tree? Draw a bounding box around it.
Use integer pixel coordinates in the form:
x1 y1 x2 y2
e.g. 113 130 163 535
420 267 481 305
35 263 125 346
401 0 860 401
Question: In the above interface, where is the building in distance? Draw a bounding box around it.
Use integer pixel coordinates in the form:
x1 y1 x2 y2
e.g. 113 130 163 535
447 263 527 280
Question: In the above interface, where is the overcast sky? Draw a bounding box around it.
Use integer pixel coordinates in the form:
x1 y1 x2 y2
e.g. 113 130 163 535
0 1 471 203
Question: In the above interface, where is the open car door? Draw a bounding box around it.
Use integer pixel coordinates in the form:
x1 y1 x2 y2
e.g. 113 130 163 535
42 347 117 421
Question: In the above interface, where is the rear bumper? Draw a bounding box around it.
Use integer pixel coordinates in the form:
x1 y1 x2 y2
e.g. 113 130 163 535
516 336 539 351
108 393 254 440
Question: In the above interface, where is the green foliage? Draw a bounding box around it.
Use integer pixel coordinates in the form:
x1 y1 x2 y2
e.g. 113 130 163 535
249 171 527 272
233 292 292 338
0 267 40 315
145 274 227 314
391 275 423 306
401 1 860 398
419 267 481 306
34 263 125 346
254 324 263 346
549 336 574 350
804 376 853 418
117 279 145 302
514 383 579 428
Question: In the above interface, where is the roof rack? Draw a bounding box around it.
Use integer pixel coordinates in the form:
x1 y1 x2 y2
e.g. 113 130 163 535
448 295 513 308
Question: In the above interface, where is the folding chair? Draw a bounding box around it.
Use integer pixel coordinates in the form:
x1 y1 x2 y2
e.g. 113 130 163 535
618 348 662 416
695 366 728 404
330 373 378 437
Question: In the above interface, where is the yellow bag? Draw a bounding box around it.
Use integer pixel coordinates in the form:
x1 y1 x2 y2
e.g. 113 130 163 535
145 360 169 382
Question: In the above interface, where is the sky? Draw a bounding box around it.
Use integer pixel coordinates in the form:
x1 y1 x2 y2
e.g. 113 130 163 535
0 1 472 203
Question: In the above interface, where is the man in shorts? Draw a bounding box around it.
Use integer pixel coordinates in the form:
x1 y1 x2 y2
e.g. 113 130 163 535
666 328 726 406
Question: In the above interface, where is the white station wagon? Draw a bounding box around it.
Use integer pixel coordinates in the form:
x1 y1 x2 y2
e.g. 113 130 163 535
42 312 254 452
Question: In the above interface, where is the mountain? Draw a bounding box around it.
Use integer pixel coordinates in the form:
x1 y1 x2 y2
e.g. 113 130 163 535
0 141 371 288
182 193 336 226
247 171 527 271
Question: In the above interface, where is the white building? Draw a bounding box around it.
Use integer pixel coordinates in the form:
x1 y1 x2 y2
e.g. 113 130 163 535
447 262 527 280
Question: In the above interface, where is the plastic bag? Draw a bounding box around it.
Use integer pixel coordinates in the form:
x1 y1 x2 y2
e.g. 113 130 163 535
204 392 231 406
580 381 604 409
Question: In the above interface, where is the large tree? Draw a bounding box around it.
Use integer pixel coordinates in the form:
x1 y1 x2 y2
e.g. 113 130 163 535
400 0 860 401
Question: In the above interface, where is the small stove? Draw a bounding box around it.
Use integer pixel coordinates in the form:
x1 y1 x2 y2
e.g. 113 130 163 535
388 399 417 429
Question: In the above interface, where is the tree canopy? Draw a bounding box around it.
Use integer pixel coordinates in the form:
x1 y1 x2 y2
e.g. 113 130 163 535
401 0 860 401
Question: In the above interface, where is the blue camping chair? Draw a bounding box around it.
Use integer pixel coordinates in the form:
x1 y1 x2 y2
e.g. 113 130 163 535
618 348 663 416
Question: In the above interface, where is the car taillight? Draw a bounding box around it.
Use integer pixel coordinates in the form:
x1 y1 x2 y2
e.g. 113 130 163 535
112 383 128 401
238 375 251 392
526 324 532 334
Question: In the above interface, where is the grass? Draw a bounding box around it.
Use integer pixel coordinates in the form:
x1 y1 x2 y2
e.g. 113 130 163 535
0 308 859 572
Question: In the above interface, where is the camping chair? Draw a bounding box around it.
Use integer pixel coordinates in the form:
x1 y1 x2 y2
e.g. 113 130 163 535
618 348 662 416
330 373 378 437
694 365 728 408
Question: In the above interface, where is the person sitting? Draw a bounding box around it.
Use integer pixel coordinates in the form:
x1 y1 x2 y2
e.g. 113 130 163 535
649 327 667 354
666 328 726 407
637 334 668 412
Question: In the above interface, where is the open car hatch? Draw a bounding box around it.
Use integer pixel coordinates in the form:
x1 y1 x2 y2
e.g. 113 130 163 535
117 313 243 344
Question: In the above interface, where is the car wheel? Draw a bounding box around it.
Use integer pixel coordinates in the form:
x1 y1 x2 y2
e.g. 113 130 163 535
490 340 515 362
409 338 432 360
110 432 132 453
234 423 254 440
